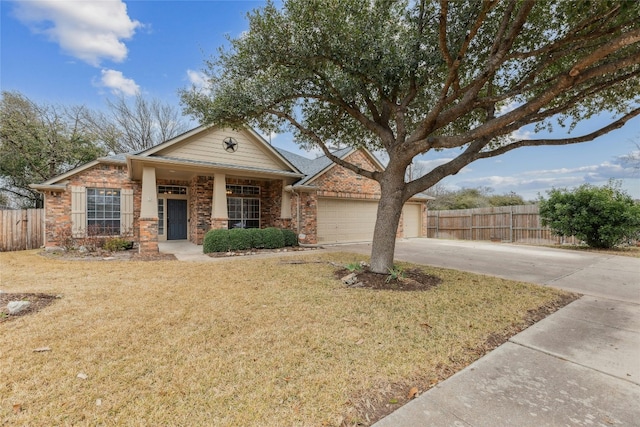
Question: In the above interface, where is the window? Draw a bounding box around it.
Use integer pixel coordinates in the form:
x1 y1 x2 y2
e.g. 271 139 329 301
227 198 260 229
226 185 260 228
226 185 260 197
158 199 164 235
87 188 120 235
158 185 187 195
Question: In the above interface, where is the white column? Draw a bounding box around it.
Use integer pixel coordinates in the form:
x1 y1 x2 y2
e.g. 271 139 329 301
280 180 292 219
212 173 228 218
140 166 158 218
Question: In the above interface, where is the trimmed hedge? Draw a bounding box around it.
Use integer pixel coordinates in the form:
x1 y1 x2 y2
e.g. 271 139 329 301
228 228 252 251
203 229 231 253
248 228 267 249
282 228 298 247
203 228 298 253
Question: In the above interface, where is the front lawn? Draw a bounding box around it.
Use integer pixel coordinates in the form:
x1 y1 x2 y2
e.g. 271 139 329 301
0 250 574 426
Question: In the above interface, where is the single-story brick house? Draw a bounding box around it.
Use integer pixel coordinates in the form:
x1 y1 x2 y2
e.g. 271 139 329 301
31 125 430 253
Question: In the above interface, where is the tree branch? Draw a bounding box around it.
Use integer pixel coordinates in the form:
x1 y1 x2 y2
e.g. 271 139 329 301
265 108 380 181
478 109 640 159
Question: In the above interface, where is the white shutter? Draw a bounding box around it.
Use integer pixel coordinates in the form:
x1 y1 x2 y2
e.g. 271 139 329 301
121 188 134 235
70 186 86 237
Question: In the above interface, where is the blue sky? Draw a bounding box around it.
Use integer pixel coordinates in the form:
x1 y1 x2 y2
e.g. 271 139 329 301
1 0 638 200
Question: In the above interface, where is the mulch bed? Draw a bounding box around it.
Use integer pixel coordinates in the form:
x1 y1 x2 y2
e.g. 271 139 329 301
334 267 443 291
39 249 176 261
207 246 318 257
1 293 59 323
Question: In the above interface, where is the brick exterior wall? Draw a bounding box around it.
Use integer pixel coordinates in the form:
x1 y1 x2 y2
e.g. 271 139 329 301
138 217 158 254
291 192 318 244
313 151 381 200
188 176 213 244
42 163 141 247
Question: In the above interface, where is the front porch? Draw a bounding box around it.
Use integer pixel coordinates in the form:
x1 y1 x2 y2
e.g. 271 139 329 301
132 163 302 254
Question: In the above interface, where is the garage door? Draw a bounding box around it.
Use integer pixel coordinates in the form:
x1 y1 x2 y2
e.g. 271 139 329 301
317 198 378 243
402 203 422 238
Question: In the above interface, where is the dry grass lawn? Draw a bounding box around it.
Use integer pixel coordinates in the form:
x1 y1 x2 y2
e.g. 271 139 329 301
1 250 572 426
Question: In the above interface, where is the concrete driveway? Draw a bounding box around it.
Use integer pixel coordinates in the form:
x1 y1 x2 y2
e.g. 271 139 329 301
332 238 640 426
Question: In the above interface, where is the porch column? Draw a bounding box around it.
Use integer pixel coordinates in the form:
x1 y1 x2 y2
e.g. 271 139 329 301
139 166 158 254
280 180 292 219
211 173 228 229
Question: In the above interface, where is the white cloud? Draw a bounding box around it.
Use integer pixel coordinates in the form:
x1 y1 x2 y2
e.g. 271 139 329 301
13 0 141 66
97 69 140 96
186 69 211 94
510 128 533 141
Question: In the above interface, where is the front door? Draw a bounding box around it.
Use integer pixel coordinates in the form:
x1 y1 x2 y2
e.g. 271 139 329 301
167 199 188 240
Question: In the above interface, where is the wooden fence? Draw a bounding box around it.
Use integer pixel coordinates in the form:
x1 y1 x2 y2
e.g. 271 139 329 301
0 209 45 251
427 204 579 245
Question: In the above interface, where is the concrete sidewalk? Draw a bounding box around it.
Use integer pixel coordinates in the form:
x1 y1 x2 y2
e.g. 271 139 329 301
332 240 640 427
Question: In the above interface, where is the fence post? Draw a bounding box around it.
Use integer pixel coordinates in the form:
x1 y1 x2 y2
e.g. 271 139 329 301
509 207 513 243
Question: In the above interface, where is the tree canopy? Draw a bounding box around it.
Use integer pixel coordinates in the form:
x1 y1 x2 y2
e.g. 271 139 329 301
0 91 106 208
182 0 640 272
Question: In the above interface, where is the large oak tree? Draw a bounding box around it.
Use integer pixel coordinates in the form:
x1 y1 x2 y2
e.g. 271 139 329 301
181 0 640 273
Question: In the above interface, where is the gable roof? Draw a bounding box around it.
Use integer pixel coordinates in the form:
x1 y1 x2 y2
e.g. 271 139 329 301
276 147 385 186
276 147 352 185
30 123 390 193
136 125 301 174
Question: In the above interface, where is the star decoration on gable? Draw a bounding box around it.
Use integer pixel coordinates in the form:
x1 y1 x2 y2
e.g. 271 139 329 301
223 137 238 153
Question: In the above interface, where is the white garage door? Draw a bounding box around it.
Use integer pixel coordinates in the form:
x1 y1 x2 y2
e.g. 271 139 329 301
317 198 379 243
403 203 422 238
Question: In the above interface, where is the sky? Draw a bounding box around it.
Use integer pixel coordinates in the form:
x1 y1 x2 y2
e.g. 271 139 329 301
1 0 638 201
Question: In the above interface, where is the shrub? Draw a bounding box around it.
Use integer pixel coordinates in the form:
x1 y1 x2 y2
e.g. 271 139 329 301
203 229 231 253
282 228 298 247
539 182 640 249
55 225 77 251
248 228 267 249
204 227 297 253
103 237 133 252
228 228 252 251
262 227 285 249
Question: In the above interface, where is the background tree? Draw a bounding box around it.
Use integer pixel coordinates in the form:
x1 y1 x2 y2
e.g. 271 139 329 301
539 182 640 249
427 187 527 210
82 94 190 154
181 0 640 273
0 91 106 208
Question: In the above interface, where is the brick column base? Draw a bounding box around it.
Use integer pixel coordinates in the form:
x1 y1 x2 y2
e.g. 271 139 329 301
275 218 292 229
139 217 159 254
211 217 229 230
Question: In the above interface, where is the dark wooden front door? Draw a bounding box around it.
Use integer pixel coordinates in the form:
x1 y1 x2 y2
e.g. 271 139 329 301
167 199 188 240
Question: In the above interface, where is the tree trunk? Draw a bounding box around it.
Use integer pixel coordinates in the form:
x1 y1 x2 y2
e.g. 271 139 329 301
369 171 406 274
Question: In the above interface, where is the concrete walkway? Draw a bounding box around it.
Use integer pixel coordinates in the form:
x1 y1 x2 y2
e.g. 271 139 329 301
331 239 640 426
157 240 325 262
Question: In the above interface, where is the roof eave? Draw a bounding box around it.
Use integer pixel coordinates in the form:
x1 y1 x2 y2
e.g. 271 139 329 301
127 155 305 180
29 183 67 192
